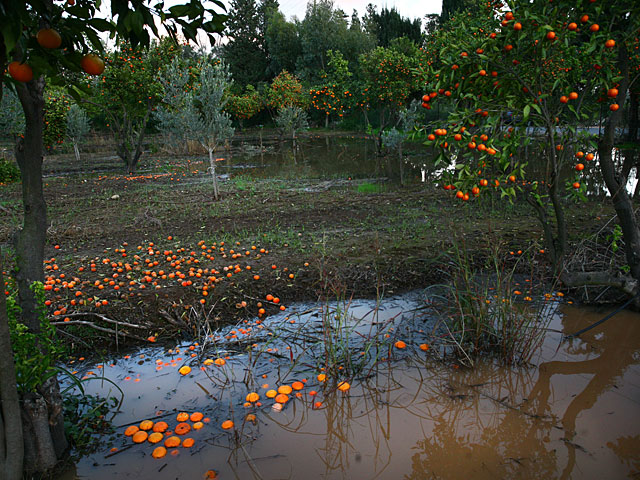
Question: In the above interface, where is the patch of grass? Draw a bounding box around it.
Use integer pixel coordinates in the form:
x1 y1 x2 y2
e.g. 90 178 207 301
356 182 386 194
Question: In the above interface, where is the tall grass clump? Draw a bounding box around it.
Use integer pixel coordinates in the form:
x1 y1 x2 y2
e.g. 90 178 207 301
429 238 554 366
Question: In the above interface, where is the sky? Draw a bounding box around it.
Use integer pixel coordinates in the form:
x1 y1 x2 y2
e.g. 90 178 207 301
274 0 442 21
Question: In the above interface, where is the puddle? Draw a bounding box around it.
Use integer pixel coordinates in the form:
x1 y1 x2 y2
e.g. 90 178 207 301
59 296 640 479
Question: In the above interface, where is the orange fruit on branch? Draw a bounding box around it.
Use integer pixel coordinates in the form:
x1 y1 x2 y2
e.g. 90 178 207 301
37 28 62 49
81 54 105 75
8 61 33 82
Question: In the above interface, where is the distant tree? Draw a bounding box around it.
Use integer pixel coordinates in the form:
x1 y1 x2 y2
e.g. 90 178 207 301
224 0 277 87
0 90 25 139
227 85 263 127
364 6 423 47
440 0 474 25
266 70 309 112
310 50 353 127
191 59 235 200
65 104 91 163
275 105 309 145
265 10 302 75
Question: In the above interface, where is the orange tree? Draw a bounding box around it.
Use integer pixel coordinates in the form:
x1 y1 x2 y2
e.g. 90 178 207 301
89 41 169 174
357 38 427 152
310 50 353 128
420 0 640 295
0 1 225 478
265 70 309 111
227 85 263 127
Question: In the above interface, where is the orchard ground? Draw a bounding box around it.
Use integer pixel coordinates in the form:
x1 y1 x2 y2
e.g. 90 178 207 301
0 131 619 354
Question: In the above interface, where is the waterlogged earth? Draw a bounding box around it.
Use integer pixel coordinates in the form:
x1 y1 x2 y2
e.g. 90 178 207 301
58 293 640 480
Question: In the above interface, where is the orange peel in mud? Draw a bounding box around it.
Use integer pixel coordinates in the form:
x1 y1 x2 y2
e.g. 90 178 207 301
182 438 195 448
274 393 289 404
152 446 167 459
179 365 191 375
190 412 204 422
291 381 304 390
277 385 292 395
246 392 259 403
164 436 181 448
148 432 164 444
174 422 191 435
152 421 168 433
124 425 139 437
337 381 350 392
139 419 154 430
132 431 148 443
176 412 189 422
221 420 234 430
265 389 277 398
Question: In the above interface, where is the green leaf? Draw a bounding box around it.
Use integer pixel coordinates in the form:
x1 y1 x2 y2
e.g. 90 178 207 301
523 104 530 120
88 18 114 32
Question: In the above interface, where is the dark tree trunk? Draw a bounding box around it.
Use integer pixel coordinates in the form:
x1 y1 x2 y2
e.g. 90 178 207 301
0 260 24 480
598 43 640 295
13 76 69 476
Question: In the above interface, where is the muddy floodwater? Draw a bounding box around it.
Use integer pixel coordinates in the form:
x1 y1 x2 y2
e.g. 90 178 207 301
60 294 640 479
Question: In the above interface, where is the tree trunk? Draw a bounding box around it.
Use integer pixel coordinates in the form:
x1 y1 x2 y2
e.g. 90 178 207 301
325 114 329 129
598 43 640 297
208 148 219 200
0 260 24 480
398 142 404 185
14 76 69 477
73 142 80 163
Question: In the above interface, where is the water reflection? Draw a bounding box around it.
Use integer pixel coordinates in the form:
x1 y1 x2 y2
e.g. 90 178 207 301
63 299 640 479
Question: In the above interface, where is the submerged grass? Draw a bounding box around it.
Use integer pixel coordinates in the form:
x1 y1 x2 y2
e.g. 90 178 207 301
429 236 555 366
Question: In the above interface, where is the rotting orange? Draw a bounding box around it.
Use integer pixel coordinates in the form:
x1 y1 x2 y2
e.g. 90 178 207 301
153 421 168 433
190 412 204 422
148 432 163 444
175 422 191 435
124 425 139 437
192 421 204 430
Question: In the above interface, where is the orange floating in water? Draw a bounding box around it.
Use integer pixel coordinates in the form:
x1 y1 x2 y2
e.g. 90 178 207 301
152 446 167 458
419 343 430 351
148 432 163 444
277 385 292 395
176 412 189 422
174 422 191 435
164 436 181 448
139 420 154 431
291 381 304 391
394 340 406 349
179 365 191 375
275 393 289 404
182 438 195 448
152 421 168 433
337 381 350 392
190 412 204 422
221 420 234 430
265 389 277 398
246 392 259 403
132 431 148 443
124 425 139 437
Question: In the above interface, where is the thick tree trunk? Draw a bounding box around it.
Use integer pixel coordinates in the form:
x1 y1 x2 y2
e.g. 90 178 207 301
14 78 47 332
14 76 69 476
0 261 24 480
598 44 640 295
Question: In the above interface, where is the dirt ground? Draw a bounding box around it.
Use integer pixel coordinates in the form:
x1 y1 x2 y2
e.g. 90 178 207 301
0 138 619 353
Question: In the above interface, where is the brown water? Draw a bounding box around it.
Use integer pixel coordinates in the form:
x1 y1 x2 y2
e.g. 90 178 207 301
60 297 640 479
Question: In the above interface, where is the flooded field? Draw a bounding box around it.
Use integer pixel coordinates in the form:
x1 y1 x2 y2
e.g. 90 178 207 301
59 294 640 479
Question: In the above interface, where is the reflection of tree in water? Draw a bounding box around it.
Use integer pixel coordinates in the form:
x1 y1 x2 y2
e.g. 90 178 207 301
404 364 558 479
525 306 640 479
